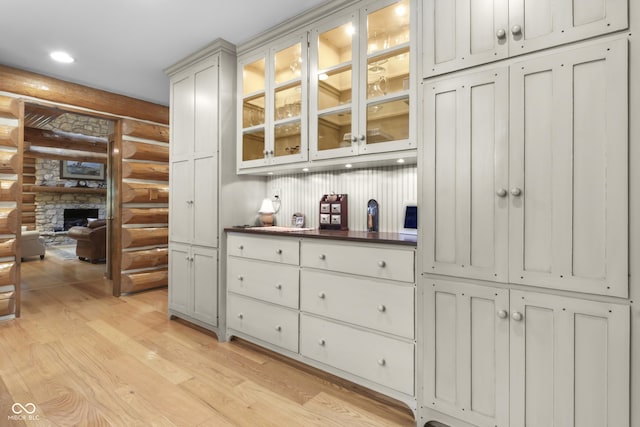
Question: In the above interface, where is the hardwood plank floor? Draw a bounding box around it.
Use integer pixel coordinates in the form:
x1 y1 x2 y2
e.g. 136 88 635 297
1 251 416 426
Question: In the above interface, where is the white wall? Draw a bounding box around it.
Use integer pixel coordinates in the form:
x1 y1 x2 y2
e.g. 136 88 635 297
266 164 417 231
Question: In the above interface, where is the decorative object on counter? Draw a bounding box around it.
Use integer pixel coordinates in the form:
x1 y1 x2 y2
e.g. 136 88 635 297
400 202 417 235
291 212 305 228
259 198 276 226
319 193 348 230
367 199 379 232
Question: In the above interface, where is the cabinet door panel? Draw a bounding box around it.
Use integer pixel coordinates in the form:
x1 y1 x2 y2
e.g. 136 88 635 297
509 290 629 427
169 160 192 243
192 156 217 247
423 0 509 77
423 280 509 427
168 243 191 314
170 75 194 159
194 60 218 157
509 39 628 297
509 0 627 56
423 68 509 282
192 247 217 326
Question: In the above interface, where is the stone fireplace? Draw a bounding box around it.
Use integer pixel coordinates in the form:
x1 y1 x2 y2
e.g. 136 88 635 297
63 208 100 230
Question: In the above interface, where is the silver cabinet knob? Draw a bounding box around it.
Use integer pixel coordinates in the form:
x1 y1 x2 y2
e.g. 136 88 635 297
497 310 508 319
318 339 326 346
496 28 506 39
237 275 244 281
275 325 282 332
263 150 268 156
238 313 244 319
190 257 194 262
318 292 326 299
351 135 358 143
377 304 386 312
269 150 274 156
276 249 282 254
238 245 244 250
359 134 366 141
511 311 523 321
319 254 326 260
496 188 508 198
275 284 282 290
511 25 522 35
377 358 386 366
378 260 386 268
510 187 522 196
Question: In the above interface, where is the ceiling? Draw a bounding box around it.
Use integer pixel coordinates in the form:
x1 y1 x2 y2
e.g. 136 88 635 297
0 0 329 107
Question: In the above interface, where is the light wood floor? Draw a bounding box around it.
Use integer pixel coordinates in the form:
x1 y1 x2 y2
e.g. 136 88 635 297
2 251 416 426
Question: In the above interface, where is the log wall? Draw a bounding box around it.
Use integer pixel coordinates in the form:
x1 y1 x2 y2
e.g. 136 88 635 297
118 119 170 294
0 95 22 317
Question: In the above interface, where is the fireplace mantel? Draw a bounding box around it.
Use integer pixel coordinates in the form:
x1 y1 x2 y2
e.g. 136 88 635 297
24 185 106 195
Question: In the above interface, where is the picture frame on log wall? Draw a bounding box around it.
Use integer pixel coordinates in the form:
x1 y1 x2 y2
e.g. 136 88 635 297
60 161 106 180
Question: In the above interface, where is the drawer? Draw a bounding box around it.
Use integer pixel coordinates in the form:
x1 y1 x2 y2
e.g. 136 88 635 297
300 269 414 339
300 240 414 283
300 314 414 395
227 257 299 309
227 294 299 353
228 233 299 265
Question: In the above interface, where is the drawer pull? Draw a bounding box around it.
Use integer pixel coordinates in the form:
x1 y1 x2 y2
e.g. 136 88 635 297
377 358 386 366
237 313 244 319
275 325 282 332
497 310 508 319
318 292 326 299
238 245 244 250
378 260 386 268
237 275 244 281
276 249 282 254
319 254 326 260
318 339 326 346
377 304 386 313
511 311 523 321
275 284 282 290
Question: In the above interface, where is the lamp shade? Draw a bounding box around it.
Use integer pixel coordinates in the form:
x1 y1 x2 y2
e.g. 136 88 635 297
258 198 275 214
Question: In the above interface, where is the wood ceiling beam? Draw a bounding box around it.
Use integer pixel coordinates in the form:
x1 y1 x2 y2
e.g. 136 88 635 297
24 127 107 154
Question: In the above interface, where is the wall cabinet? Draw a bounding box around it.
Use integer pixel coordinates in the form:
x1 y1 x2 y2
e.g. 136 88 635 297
422 38 628 297
422 279 629 427
226 231 417 411
309 0 414 160
237 33 309 169
422 0 628 77
169 243 218 326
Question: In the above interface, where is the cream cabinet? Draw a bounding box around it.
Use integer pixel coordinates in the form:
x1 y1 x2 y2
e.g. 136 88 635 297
169 243 218 326
422 0 628 77
422 38 628 297
237 33 308 169
421 279 629 427
309 0 414 160
226 231 417 411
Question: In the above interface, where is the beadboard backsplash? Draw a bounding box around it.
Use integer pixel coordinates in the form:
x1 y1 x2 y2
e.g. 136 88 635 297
266 165 417 232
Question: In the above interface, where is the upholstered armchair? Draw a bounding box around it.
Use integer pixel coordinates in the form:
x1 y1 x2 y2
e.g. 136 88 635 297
21 230 46 261
67 219 107 263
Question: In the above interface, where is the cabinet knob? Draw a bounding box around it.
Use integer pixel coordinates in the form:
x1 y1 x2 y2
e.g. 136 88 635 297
238 313 244 319
511 311 523 321
378 260 386 268
351 135 358 143
276 249 282 254
318 292 326 299
237 275 244 281
359 134 366 141
318 339 326 346
185 255 190 261
510 187 522 197
275 325 282 332
275 284 282 290
377 358 386 366
190 257 194 262
263 150 268 156
319 254 326 260
377 304 386 313
496 188 508 198
238 245 244 250
497 310 508 319
496 28 506 39
511 25 522 35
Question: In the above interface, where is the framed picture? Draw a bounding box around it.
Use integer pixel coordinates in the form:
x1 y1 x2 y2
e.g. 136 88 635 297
60 161 106 181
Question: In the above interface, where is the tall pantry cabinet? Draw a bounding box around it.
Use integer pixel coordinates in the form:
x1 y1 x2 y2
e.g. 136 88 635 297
418 1 634 427
166 39 265 335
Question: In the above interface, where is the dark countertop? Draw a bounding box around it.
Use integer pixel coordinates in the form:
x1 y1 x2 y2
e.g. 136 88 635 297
225 227 417 246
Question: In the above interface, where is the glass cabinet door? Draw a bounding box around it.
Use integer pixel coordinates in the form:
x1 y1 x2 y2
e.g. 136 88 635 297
239 54 268 168
360 0 412 154
310 13 358 160
271 35 308 164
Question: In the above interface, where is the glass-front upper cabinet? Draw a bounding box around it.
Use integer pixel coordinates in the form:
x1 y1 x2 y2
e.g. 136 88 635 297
238 34 308 170
310 0 413 161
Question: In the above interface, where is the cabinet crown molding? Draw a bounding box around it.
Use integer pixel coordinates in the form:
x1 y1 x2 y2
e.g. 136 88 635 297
164 38 236 76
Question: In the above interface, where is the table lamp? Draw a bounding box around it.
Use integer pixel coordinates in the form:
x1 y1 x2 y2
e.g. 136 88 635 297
259 198 276 226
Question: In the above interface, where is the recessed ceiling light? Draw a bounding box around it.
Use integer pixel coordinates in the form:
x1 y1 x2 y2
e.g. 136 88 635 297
345 164 353 168
397 158 405 164
302 167 309 172
50 51 75 63
395 5 407 16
